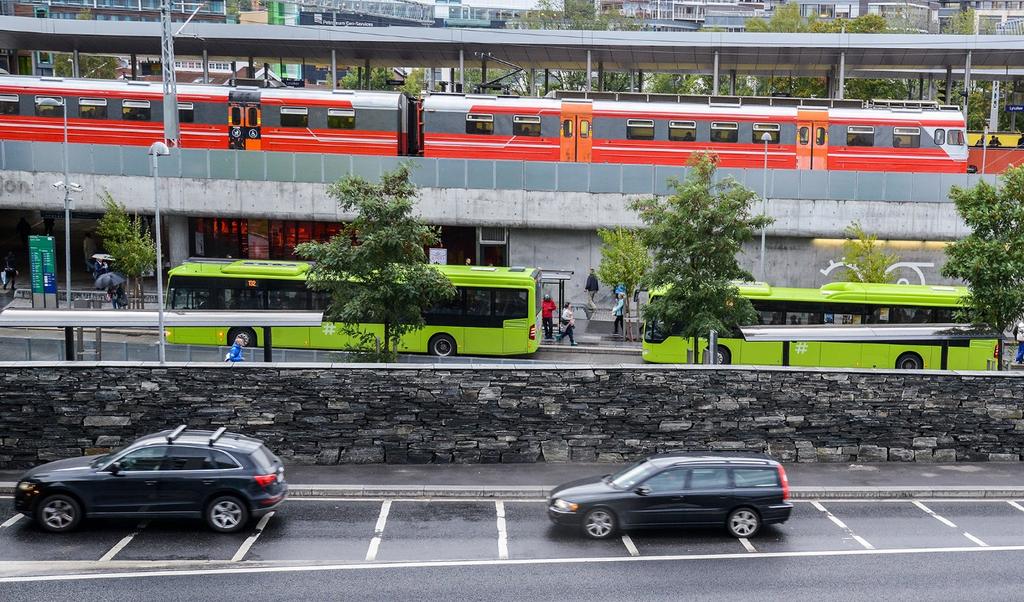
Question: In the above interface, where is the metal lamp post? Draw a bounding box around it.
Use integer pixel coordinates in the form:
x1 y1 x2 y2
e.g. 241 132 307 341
148 141 170 364
758 131 772 283
38 97 81 308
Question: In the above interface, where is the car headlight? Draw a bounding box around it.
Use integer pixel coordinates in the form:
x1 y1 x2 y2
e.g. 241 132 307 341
553 498 579 512
17 481 37 492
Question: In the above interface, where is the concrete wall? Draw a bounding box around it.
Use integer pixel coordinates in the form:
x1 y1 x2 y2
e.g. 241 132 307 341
2 363 1024 469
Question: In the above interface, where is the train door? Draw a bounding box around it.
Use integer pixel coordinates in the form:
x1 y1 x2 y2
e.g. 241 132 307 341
227 89 262 150
559 100 593 162
795 110 829 170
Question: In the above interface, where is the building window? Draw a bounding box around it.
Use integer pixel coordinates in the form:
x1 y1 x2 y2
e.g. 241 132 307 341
280 106 308 128
893 127 920 148
668 120 696 141
846 126 874 146
627 119 655 140
327 108 355 129
753 123 780 144
0 94 19 115
465 113 494 135
122 99 152 121
710 122 738 143
34 96 63 118
513 115 541 136
178 102 194 124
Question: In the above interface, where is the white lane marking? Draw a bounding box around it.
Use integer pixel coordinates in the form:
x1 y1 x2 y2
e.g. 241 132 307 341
1008 501 1024 514
963 532 989 547
913 501 958 528
7 544 1024 583
620 534 639 557
287 497 549 503
738 537 757 553
365 500 391 562
231 512 274 563
98 522 148 562
0 514 24 528
495 501 508 560
811 501 873 550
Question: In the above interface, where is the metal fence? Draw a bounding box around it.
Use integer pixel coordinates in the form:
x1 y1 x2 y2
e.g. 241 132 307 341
2 140 999 202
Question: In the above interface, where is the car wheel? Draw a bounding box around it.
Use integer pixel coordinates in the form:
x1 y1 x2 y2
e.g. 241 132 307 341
428 334 457 357
895 352 923 370
206 495 249 533
227 328 257 348
36 494 82 533
726 507 761 538
582 508 617 539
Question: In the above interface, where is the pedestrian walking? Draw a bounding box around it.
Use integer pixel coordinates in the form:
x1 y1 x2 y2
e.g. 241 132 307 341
1014 320 1024 364
83 233 97 276
584 269 599 316
15 217 30 251
541 293 557 340
560 302 577 347
225 335 246 363
2 251 17 291
612 293 625 336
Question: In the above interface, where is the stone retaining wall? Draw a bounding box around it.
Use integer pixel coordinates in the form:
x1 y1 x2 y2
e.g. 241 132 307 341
1 363 1023 468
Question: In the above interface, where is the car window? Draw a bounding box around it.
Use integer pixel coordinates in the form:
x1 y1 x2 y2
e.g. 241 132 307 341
641 469 688 493
163 446 213 471
733 468 780 488
116 446 167 471
250 445 278 473
210 450 240 469
610 461 659 489
687 468 729 490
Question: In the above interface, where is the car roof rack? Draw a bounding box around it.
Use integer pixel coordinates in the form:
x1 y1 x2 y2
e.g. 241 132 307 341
166 424 187 443
209 427 227 446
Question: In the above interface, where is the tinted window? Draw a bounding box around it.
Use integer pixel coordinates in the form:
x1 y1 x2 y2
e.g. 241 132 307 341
733 468 779 488
494 289 528 319
117 446 166 471
711 122 738 143
179 102 194 124
642 469 687 493
753 123 780 144
798 126 809 145
328 108 355 129
210 450 240 469
934 128 946 145
610 461 659 489
668 120 696 142
268 289 308 310
893 127 920 148
163 446 212 470
79 98 107 120
426 289 463 316
948 129 965 146
0 95 18 115
627 119 654 140
224 288 264 310
562 119 572 138
466 114 493 135
251 446 278 473
688 468 729 490
846 126 874 147
35 98 63 117
465 288 492 316
280 107 308 128
230 106 242 126
513 115 541 136
170 287 215 310
122 100 151 121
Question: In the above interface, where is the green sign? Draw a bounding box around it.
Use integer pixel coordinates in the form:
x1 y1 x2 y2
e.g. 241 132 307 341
28 235 57 308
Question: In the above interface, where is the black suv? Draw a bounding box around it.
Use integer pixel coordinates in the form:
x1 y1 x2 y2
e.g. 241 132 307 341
548 452 792 539
14 426 287 534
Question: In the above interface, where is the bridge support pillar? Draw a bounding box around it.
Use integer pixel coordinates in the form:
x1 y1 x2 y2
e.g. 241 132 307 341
528 68 536 96
364 58 371 90
597 61 603 91
637 70 643 92
247 56 254 79
729 70 736 95
712 50 719 95
945 65 952 103
543 69 549 95
165 215 189 269
72 49 80 78
586 50 592 92
837 51 845 99
459 48 465 93
201 49 208 84
964 51 972 118
330 49 337 90
131 53 138 80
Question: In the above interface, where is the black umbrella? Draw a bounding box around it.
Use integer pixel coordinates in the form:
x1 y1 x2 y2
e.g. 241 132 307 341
95 272 126 290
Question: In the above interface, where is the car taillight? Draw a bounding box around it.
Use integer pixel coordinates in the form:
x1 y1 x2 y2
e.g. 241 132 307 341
777 464 789 501
254 474 277 488
529 324 536 340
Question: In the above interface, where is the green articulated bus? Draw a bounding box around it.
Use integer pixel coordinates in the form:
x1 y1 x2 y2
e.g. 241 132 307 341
642 281 999 370
165 259 541 357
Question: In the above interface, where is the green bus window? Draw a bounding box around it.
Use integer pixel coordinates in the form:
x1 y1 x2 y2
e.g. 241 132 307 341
311 292 330 311
494 289 528 319
465 288 492 316
758 310 785 325
267 289 308 310
786 311 823 325
170 287 213 310
224 288 264 310
427 289 464 316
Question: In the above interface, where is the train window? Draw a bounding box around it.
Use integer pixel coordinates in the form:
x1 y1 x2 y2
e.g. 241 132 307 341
562 119 572 138
816 127 826 145
846 126 874 146
0 94 17 115
122 100 151 121
78 98 107 120
229 106 242 126
580 119 590 139
34 96 63 118
948 129 965 146
466 113 494 135
668 120 696 142
798 126 809 145
513 115 541 137
178 102 194 124
247 107 260 126
710 122 738 143
327 108 355 129
753 123 780 144
280 106 307 128
933 128 946 145
626 119 654 140
893 127 920 148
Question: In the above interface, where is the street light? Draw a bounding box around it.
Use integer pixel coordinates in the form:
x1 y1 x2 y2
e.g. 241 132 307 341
148 141 170 364
758 131 772 283
38 97 81 309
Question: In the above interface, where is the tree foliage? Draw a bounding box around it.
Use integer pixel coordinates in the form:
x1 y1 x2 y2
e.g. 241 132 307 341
839 221 899 283
596 227 651 341
295 165 456 362
942 165 1024 336
54 53 119 79
633 152 771 362
95 192 156 308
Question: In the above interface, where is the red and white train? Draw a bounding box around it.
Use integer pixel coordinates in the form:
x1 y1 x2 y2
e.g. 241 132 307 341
0 75 969 173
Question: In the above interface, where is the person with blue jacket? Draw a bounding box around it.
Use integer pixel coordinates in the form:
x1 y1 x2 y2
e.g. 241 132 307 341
225 335 245 363
612 293 625 336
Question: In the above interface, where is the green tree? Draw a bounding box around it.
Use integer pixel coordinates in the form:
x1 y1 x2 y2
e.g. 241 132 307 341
943 8 977 34
596 227 651 341
942 165 1024 344
95 192 157 308
295 165 456 361
338 67 392 91
632 152 771 363
54 53 119 79
839 221 900 283
745 3 808 32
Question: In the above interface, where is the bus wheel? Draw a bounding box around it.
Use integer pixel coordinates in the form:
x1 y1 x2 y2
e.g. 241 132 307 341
895 352 923 370
717 346 732 365
228 327 257 348
428 334 457 357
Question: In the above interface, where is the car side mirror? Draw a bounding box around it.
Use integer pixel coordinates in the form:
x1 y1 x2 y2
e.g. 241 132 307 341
109 461 123 475
634 486 651 496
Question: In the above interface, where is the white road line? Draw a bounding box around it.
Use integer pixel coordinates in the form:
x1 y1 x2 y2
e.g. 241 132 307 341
1008 501 1024 514
495 501 509 560
913 501 958 528
812 501 873 550
621 534 639 557
98 522 148 562
0 514 24 528
365 500 391 562
231 512 274 563
738 537 757 553
963 532 989 547
8 544 1024 584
